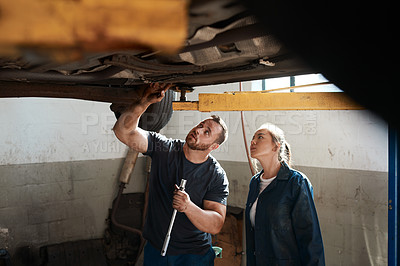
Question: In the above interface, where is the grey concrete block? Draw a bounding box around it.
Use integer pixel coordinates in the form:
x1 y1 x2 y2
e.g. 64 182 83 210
0 189 7 208
0 157 149 256
27 202 68 225
0 207 28 228
296 165 388 266
83 215 108 238
10 223 49 247
48 217 86 243
218 160 252 209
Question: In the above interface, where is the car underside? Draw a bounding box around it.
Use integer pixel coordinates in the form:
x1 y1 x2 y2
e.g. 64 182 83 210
0 0 396 129
0 0 312 101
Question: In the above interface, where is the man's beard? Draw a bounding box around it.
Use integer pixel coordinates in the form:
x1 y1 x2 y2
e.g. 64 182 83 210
185 135 212 151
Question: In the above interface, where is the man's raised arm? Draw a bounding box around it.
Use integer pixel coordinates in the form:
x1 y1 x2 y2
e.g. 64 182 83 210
112 83 171 153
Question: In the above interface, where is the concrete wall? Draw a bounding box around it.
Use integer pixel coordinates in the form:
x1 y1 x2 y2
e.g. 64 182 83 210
161 82 388 265
0 79 389 265
0 98 147 263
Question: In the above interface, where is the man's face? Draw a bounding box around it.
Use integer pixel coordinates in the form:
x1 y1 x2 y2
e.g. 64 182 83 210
185 119 222 151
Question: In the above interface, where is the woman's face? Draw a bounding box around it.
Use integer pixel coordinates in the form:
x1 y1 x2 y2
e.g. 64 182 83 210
250 128 280 160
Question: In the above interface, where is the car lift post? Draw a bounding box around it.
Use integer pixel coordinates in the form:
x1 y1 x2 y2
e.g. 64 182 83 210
389 125 400 266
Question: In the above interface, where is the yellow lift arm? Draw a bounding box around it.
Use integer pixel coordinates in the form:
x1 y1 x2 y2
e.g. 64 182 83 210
173 92 364 112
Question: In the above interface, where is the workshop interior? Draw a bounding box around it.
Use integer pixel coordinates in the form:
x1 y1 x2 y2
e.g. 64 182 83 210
0 0 396 265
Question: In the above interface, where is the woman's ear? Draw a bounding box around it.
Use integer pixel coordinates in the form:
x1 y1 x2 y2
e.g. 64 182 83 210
273 143 281 152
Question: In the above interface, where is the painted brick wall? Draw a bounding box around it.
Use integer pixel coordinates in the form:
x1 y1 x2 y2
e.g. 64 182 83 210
0 98 147 263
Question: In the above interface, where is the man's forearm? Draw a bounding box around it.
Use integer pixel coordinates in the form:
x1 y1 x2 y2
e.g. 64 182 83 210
184 201 225 235
173 188 226 235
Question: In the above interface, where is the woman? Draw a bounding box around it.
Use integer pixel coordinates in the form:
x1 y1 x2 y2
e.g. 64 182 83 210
245 123 325 266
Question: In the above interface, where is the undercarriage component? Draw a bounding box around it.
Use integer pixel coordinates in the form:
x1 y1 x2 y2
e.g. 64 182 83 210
105 192 145 263
104 54 203 75
103 148 149 265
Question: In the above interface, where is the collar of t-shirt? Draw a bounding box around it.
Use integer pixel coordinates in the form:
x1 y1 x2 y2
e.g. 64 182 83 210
259 174 277 194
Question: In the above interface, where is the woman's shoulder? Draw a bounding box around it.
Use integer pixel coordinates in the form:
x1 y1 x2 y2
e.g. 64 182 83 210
289 167 307 178
287 166 311 186
277 163 305 181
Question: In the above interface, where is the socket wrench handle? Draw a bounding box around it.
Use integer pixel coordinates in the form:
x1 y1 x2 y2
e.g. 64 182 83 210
161 179 187 256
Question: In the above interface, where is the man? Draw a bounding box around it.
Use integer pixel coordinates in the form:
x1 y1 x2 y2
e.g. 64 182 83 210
112 83 229 265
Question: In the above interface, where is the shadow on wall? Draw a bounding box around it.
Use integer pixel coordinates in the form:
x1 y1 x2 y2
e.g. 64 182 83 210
303 166 388 266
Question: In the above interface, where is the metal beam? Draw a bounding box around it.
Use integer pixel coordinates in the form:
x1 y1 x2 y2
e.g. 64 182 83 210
173 92 364 111
0 81 145 104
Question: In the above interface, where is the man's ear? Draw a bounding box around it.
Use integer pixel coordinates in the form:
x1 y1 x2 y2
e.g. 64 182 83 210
210 143 220 151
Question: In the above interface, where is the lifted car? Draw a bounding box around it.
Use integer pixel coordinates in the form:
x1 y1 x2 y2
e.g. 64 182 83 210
0 0 395 129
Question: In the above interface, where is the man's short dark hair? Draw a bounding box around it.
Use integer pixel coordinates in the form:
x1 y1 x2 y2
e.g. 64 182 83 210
209 115 228 145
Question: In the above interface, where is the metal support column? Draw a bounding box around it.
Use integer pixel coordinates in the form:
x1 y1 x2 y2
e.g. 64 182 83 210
389 125 400 265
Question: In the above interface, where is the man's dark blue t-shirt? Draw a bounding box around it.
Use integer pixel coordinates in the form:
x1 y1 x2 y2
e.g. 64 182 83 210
142 132 229 255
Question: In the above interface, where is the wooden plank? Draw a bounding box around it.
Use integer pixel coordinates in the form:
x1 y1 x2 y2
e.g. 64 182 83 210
198 92 364 112
0 0 187 59
212 213 242 266
172 101 199 111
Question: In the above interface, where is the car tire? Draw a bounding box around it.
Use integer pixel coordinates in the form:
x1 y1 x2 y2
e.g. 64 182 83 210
138 89 174 132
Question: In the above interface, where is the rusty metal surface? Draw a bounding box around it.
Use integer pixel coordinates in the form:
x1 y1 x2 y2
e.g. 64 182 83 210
105 192 145 263
111 192 144 233
0 0 311 90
